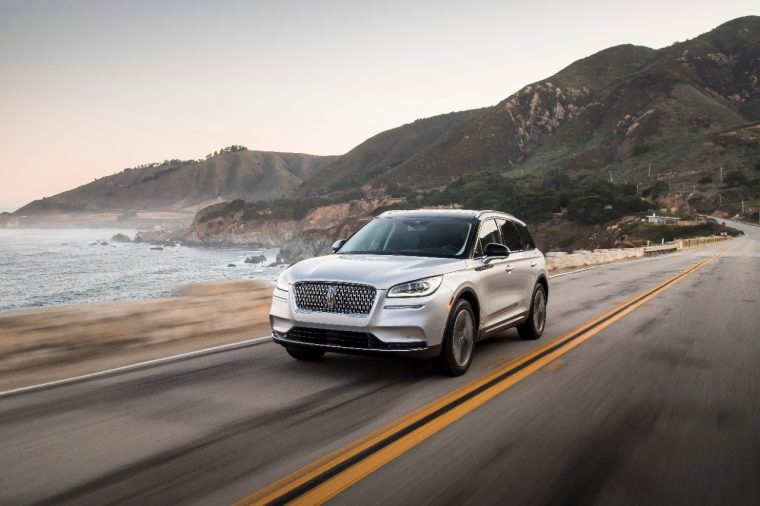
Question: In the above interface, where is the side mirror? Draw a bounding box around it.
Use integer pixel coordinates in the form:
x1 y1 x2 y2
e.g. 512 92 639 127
483 242 510 257
332 239 346 253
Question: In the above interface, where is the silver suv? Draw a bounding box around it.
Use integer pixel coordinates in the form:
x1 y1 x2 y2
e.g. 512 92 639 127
269 209 548 375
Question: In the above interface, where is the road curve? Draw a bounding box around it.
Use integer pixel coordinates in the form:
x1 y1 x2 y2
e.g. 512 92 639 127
1 221 758 505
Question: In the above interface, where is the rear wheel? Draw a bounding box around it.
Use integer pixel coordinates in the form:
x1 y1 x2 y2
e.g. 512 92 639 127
436 300 476 376
518 284 546 340
286 348 325 361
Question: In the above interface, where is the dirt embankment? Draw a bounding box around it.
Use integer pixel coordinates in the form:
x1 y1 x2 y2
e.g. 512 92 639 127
0 280 273 391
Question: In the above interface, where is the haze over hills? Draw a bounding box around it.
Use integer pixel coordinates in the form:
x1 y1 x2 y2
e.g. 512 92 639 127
11 16 760 220
16 148 337 214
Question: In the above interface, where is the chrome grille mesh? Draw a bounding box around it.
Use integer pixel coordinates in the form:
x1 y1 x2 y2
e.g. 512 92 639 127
293 282 376 315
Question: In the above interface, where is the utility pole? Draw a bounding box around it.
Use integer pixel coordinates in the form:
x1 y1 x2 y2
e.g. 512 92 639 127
720 165 724 183
741 199 745 214
719 193 722 206
609 170 613 183
648 163 651 177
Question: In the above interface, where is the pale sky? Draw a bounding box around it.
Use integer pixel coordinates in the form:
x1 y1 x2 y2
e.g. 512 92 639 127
0 0 757 209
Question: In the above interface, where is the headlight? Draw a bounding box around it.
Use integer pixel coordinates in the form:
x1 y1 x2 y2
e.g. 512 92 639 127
275 272 289 292
387 275 443 298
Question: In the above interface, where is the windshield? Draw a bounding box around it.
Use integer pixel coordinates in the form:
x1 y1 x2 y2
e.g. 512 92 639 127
339 217 474 258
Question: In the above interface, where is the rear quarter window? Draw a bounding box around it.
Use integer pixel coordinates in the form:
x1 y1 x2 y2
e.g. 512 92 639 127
516 223 535 250
500 221 523 252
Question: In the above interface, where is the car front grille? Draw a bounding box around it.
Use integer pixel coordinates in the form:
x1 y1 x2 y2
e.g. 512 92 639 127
286 327 374 348
282 327 425 350
293 282 376 315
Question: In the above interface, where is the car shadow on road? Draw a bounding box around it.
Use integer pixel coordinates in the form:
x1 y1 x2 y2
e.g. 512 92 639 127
271 327 529 384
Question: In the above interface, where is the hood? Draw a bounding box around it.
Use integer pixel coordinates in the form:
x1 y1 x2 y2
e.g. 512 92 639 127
284 254 467 289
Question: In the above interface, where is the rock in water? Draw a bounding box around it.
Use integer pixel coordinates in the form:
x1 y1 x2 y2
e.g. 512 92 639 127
150 246 164 251
111 233 132 243
244 254 267 264
228 263 236 267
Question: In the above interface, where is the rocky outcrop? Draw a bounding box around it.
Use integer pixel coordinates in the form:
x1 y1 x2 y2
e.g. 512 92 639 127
128 198 387 263
133 225 199 246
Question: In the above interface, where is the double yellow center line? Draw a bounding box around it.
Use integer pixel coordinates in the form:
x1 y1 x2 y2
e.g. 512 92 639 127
237 247 732 505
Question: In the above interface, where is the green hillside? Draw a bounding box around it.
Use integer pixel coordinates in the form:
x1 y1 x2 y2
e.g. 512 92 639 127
303 16 760 194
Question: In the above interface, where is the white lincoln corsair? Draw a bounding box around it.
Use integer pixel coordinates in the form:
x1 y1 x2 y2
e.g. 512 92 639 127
269 209 548 375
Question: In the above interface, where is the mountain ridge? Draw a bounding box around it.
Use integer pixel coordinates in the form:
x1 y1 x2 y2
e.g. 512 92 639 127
13 16 760 218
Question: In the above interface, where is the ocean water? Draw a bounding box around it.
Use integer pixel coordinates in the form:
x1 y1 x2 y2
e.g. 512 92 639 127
0 228 282 311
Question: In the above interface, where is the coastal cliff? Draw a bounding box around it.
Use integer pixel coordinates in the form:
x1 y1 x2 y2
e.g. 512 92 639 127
134 197 395 262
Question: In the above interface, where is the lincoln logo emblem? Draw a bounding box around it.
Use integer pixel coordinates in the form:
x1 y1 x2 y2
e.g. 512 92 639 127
325 286 337 309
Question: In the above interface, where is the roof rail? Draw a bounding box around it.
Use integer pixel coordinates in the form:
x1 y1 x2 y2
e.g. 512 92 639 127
475 209 502 218
476 209 524 224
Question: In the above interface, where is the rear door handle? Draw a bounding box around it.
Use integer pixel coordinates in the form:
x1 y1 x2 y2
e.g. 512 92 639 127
530 262 538 268
505 265 514 273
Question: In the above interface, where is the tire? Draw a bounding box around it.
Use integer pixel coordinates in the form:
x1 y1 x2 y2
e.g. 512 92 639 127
518 284 547 340
436 300 476 376
286 347 325 361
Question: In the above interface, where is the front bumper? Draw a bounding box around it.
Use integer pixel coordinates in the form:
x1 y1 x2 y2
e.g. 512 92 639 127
269 284 452 358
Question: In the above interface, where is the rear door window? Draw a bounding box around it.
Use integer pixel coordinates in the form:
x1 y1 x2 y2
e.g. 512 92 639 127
474 219 502 256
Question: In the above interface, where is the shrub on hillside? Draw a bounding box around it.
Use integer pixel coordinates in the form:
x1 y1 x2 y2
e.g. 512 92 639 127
724 170 748 187
642 180 669 197
423 172 648 225
632 144 652 156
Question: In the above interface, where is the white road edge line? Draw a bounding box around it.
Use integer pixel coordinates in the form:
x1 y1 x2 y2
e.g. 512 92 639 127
0 335 273 399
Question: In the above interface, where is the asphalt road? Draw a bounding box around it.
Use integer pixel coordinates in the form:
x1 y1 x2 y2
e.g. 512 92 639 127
1 219 758 505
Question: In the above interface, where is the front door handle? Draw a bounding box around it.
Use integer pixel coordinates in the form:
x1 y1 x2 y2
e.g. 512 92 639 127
530 262 538 268
505 265 514 273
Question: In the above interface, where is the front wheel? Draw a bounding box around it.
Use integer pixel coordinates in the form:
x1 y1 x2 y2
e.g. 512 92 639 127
286 348 325 361
436 300 476 376
518 284 547 340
